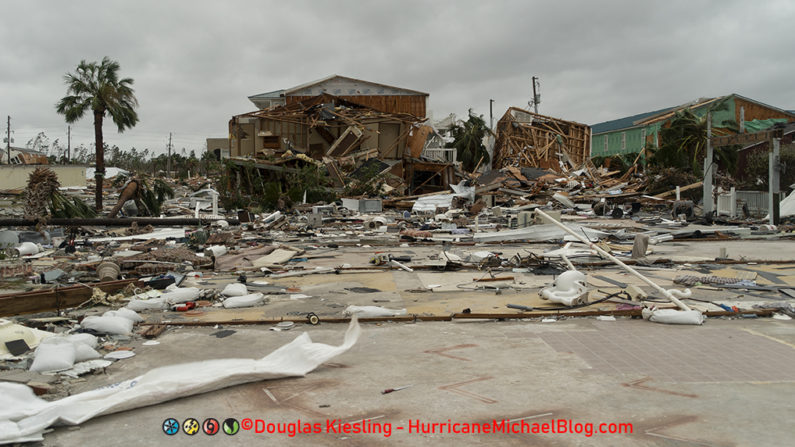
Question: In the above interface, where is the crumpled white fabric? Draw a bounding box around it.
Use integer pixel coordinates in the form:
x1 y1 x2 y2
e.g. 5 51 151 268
344 305 407 318
0 317 361 444
223 292 266 308
641 308 704 325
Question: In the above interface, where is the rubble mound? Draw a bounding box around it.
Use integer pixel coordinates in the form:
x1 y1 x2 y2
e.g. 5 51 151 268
23 167 61 220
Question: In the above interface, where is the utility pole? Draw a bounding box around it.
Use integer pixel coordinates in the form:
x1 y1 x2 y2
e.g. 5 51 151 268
67 125 71 162
6 116 10 164
531 76 540 114
702 112 714 216
167 133 173 178
489 99 495 131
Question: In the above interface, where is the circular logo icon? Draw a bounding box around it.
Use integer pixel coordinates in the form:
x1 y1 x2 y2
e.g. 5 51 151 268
183 418 200 435
162 418 180 435
223 418 240 435
203 418 220 436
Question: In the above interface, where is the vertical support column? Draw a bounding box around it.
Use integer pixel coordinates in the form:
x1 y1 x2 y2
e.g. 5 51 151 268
212 191 219 217
770 137 781 225
702 112 714 216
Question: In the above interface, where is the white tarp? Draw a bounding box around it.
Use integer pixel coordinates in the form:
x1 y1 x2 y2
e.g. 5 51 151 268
88 228 186 242
344 305 407 318
0 318 361 444
86 167 128 180
0 319 53 359
411 181 475 213
472 223 608 243
767 189 795 219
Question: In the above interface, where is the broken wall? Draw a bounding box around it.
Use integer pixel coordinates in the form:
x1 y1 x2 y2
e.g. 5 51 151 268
492 107 591 173
0 166 87 190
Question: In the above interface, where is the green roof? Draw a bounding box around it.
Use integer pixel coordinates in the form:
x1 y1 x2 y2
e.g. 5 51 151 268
591 106 675 135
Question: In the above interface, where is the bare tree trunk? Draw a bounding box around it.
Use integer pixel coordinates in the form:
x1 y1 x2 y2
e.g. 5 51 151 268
94 109 104 210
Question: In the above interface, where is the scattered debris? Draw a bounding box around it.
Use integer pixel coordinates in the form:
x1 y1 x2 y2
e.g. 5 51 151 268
0 95 793 445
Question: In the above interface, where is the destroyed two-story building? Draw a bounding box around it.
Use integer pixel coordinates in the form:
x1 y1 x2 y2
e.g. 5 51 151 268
225 75 460 195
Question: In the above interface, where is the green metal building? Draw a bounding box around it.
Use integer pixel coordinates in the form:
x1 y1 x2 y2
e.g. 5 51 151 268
590 94 795 158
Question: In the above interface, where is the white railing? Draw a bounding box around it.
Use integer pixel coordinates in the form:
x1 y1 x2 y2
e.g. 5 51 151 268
421 147 457 163
716 189 769 217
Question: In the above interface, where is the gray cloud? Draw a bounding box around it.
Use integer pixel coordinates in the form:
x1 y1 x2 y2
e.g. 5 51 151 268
1 0 793 155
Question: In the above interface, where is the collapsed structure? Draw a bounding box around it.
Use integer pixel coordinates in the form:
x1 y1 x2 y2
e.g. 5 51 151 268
228 85 460 195
2 81 795 444
492 107 592 174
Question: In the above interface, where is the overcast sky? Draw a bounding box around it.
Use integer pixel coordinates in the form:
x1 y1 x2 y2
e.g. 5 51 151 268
1 0 793 156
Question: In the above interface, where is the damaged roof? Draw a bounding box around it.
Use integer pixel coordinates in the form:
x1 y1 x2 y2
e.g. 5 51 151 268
248 74 429 102
592 94 795 135
240 93 423 123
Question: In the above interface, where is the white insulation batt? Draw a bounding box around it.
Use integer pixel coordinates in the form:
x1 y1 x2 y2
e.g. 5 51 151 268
0 317 361 444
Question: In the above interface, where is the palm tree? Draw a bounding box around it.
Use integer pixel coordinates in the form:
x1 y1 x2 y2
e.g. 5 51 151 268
650 99 738 175
56 57 139 210
446 110 492 172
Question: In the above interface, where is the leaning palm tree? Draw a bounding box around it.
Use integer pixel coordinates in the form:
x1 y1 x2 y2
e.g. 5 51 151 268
56 57 139 210
650 99 738 175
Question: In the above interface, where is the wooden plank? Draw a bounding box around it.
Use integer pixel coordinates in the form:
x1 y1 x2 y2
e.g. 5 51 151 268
711 130 775 147
313 126 336 145
139 324 167 339
325 159 346 187
138 308 776 326
653 181 703 198
230 159 301 174
0 279 141 317
474 276 514 282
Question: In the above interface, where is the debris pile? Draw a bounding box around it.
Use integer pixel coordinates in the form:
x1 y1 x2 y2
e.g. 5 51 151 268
0 94 794 445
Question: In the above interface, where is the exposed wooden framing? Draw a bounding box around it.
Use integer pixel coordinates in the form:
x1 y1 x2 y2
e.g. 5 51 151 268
411 163 448 194
287 94 427 117
380 125 412 159
228 94 442 189
619 147 646 182
493 107 591 173
230 158 301 174
235 94 420 161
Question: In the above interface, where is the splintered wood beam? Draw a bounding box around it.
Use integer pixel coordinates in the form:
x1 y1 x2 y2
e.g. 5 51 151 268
520 150 535 166
0 279 141 317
